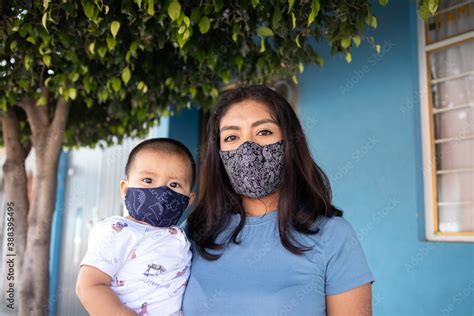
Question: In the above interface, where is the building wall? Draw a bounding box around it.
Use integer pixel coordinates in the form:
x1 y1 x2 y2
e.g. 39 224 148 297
298 1 473 315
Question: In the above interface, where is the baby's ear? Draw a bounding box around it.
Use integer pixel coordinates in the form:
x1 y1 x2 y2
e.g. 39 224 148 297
119 179 128 199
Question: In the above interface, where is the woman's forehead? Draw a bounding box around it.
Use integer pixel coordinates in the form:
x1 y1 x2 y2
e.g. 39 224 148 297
220 100 273 126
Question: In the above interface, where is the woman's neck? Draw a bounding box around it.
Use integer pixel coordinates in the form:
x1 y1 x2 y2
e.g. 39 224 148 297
241 190 280 217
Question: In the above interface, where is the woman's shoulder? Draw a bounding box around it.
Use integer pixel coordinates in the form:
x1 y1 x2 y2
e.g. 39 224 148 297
314 215 355 238
304 215 360 252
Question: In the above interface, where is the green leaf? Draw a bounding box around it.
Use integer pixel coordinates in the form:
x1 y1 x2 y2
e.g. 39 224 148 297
251 0 259 9
42 12 48 31
378 0 388 6
315 54 324 66
68 88 77 100
272 6 282 30
110 21 120 38
341 37 351 49
37 95 47 106
82 3 94 19
418 5 430 20
353 35 361 47
375 44 381 54
235 55 244 71
112 77 122 92
292 74 298 84
22 57 35 79
43 0 50 10
291 12 296 30
106 36 117 50
369 16 377 28
295 33 301 48
428 0 439 15
122 67 131 85
168 1 181 21
257 26 274 37
308 0 320 26
260 37 266 52
98 46 107 58
89 42 95 54
345 52 352 63
198 16 211 34
189 86 197 97
42 55 51 67
26 36 36 44
288 0 295 12
183 16 191 27
147 0 155 16
10 41 17 51
298 62 304 73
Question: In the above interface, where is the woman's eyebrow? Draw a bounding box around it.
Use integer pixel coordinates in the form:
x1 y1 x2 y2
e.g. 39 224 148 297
220 125 240 133
251 119 276 128
220 119 277 133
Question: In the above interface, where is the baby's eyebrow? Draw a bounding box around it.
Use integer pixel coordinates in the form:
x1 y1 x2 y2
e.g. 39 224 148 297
136 170 158 176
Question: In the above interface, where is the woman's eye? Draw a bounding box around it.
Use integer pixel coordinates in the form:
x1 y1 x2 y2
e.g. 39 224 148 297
224 135 237 142
169 182 181 188
142 178 153 184
257 129 273 136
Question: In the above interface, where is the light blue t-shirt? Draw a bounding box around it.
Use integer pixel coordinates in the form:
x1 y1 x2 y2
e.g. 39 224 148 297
182 210 374 315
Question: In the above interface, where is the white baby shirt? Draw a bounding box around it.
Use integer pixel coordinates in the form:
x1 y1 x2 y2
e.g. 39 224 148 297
80 216 192 315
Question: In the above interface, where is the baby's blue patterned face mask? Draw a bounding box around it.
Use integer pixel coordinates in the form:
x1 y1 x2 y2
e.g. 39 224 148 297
219 140 285 199
125 186 189 227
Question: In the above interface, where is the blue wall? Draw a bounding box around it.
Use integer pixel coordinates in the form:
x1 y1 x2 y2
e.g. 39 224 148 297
168 107 201 220
299 1 473 315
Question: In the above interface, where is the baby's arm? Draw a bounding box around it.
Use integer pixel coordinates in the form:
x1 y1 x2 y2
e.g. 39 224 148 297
76 265 136 316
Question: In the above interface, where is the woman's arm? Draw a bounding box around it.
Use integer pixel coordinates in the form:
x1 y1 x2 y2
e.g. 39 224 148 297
326 283 372 316
76 265 136 316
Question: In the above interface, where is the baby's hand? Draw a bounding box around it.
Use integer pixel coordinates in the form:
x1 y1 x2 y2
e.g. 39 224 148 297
76 265 137 315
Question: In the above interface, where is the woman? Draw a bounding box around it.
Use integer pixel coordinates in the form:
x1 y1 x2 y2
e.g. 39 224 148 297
183 85 374 315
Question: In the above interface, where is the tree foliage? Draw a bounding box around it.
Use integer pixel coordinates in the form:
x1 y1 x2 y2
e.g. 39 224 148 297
0 0 411 149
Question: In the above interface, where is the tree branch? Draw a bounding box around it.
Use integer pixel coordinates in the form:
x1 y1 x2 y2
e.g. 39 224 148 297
17 97 48 137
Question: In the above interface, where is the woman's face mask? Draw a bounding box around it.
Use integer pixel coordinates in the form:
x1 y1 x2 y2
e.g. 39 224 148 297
124 186 189 227
219 140 285 199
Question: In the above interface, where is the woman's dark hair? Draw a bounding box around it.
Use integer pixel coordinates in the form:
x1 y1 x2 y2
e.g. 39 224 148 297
188 85 342 260
125 137 196 188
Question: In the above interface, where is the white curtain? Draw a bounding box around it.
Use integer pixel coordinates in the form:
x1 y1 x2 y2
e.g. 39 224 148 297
428 1 473 232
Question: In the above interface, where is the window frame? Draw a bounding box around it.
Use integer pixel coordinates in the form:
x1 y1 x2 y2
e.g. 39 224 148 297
417 9 474 242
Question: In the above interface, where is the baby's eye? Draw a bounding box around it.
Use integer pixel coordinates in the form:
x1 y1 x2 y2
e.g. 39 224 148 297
169 182 181 188
257 129 273 136
224 135 237 142
142 178 153 184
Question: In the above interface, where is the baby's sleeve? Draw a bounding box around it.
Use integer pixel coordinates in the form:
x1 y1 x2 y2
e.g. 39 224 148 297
80 219 134 278
322 217 375 295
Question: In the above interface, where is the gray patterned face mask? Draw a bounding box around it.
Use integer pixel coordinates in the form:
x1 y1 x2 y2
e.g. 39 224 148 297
219 140 285 199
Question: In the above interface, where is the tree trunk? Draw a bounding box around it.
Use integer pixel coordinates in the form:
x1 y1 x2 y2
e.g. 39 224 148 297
1 108 30 311
15 97 70 316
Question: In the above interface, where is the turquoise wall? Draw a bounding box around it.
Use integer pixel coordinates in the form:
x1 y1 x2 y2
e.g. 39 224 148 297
298 1 473 315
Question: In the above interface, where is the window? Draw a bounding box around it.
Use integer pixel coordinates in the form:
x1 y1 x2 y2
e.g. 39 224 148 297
418 0 473 241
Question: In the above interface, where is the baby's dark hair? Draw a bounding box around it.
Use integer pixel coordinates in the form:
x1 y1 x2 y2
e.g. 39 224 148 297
125 138 196 188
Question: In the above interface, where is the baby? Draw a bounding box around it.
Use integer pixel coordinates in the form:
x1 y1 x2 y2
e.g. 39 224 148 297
76 138 196 316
